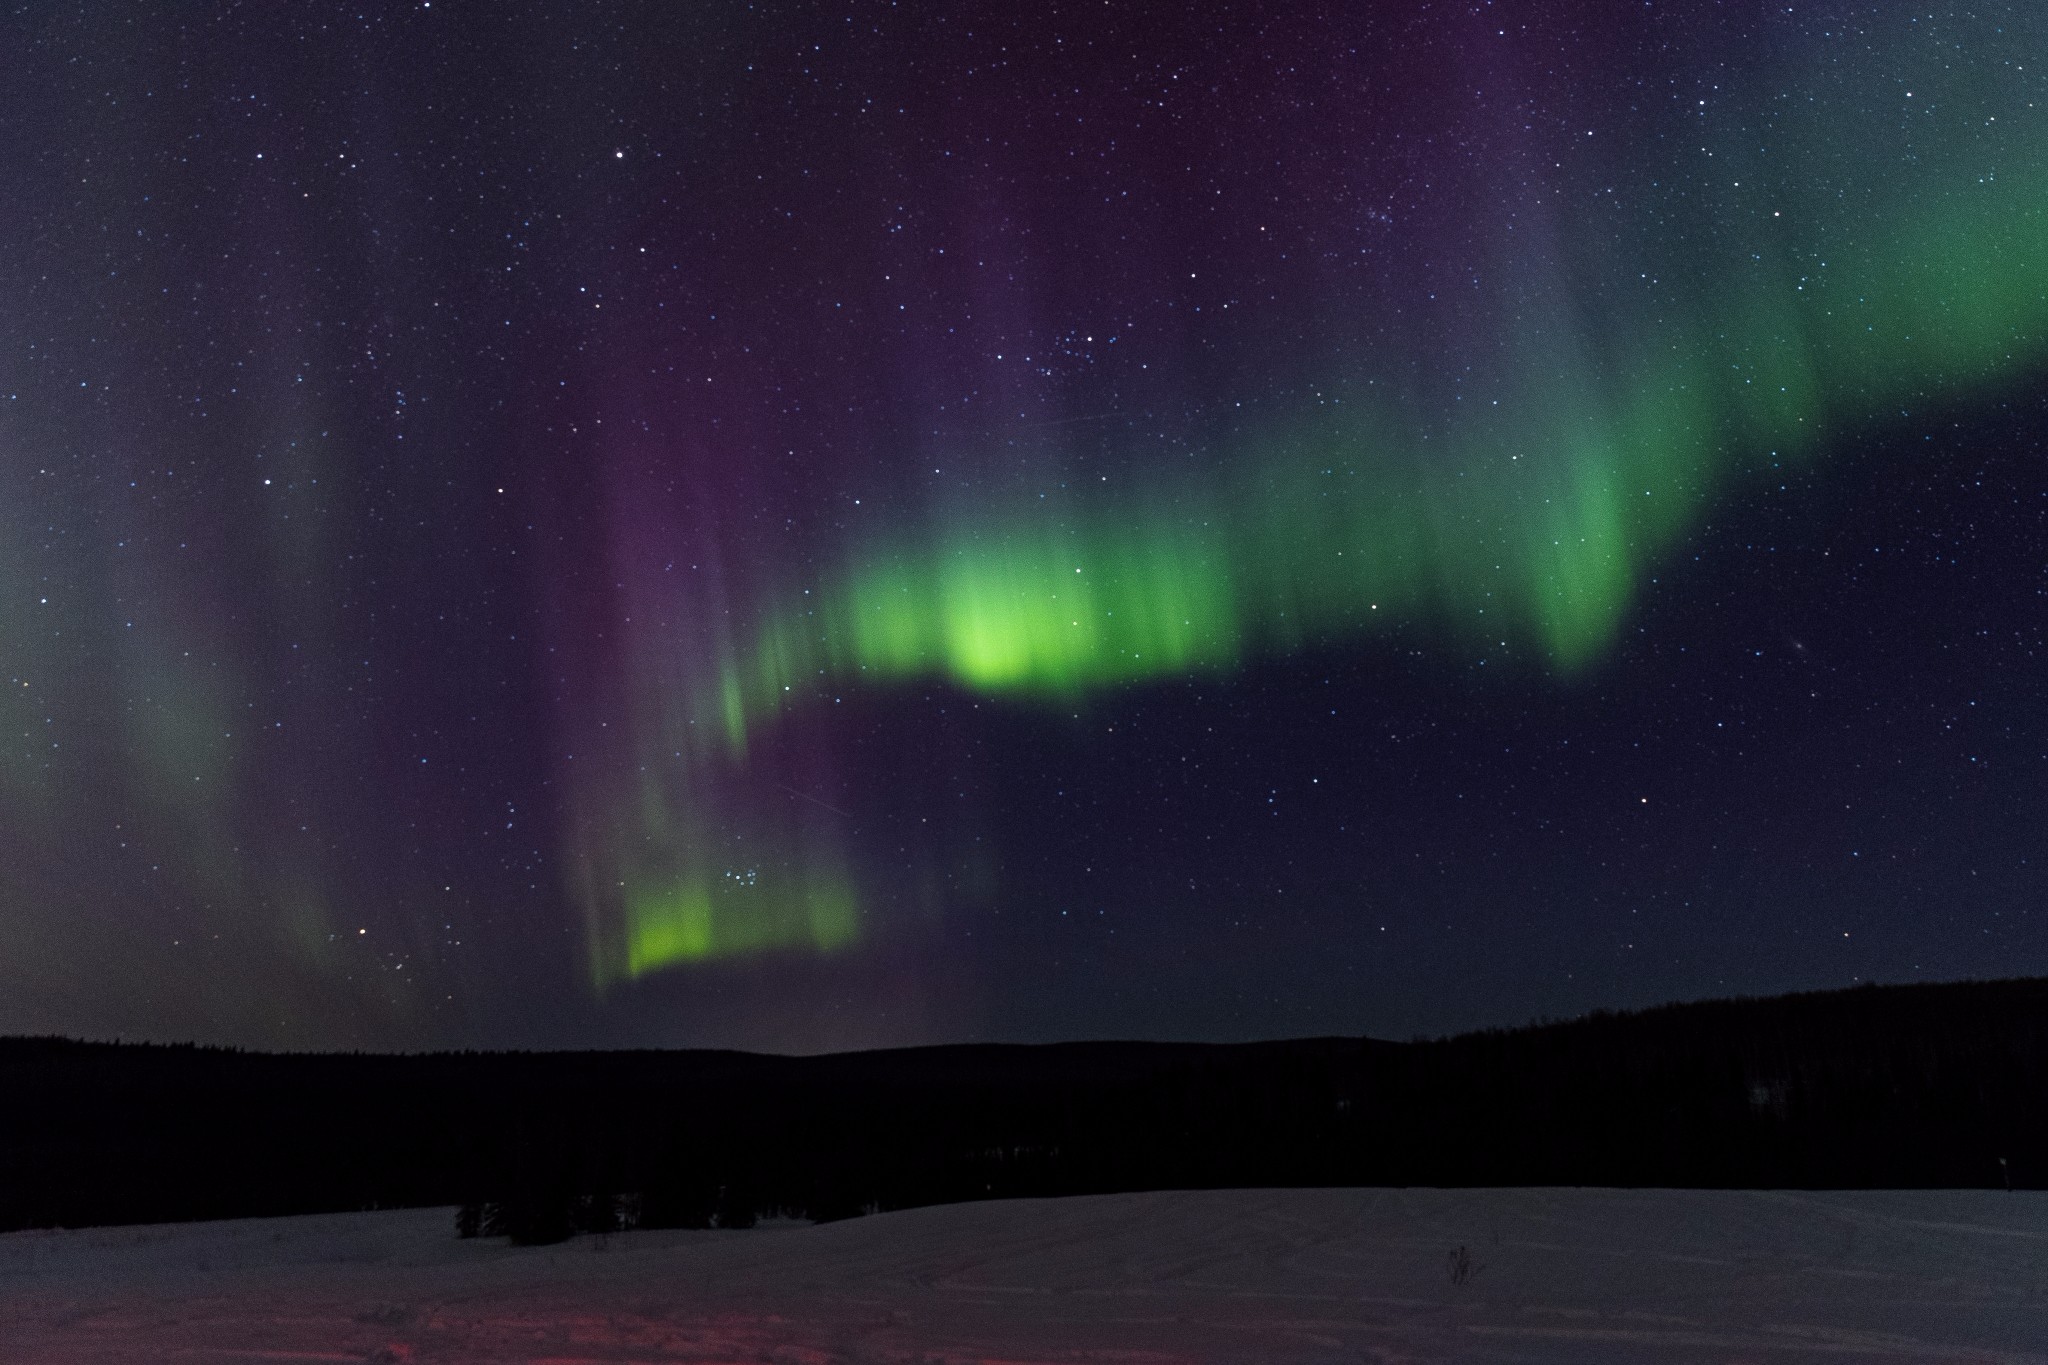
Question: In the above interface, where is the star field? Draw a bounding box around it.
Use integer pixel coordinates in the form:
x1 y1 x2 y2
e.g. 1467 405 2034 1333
0 0 2043 1052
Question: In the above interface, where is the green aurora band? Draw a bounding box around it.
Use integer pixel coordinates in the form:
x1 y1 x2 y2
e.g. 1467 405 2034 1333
584 36 2048 986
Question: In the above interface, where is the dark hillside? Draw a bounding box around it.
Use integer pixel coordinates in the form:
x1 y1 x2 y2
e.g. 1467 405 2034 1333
4 978 2043 1236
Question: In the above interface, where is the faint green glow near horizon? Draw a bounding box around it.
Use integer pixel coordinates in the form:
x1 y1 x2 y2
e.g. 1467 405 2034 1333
619 872 859 979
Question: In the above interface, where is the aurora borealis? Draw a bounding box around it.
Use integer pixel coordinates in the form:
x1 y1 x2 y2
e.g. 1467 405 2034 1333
3 1 2044 1051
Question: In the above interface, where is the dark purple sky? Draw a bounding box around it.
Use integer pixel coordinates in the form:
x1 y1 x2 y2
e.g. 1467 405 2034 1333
2 1 2043 1052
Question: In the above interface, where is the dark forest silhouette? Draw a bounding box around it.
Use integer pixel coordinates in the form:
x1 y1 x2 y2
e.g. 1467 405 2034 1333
4 978 2043 1243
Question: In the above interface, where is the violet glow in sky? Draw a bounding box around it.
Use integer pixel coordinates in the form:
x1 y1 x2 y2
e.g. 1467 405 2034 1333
2 1 2044 1052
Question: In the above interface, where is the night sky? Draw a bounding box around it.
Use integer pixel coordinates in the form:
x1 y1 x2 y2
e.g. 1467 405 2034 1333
3 1 2043 1054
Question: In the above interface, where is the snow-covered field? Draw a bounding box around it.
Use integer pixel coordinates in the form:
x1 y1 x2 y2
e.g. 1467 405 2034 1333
3 1187 2044 1363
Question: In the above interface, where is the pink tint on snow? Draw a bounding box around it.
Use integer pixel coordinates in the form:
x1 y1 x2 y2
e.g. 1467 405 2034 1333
4 1187 2046 1363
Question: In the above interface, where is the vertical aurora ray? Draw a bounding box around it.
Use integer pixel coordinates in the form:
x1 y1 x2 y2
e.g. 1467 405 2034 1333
566 4 2048 985
0 0 566 1044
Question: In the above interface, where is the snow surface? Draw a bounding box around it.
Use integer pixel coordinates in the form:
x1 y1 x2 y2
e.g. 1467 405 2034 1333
3 1187 2045 1363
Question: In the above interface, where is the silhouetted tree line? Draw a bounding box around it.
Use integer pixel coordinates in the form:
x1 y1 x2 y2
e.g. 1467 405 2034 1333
3 977 2044 1242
